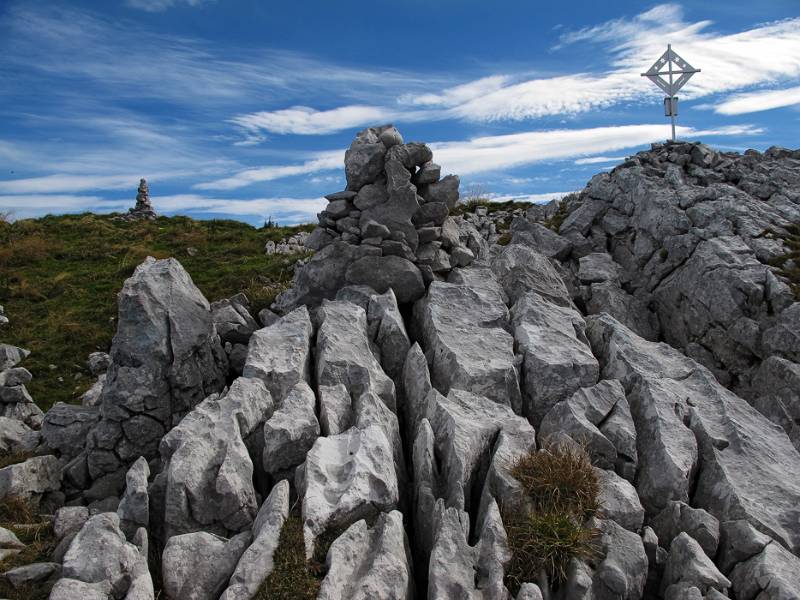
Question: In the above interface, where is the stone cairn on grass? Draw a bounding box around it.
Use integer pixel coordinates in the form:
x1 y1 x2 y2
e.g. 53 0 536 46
274 125 476 311
119 178 157 222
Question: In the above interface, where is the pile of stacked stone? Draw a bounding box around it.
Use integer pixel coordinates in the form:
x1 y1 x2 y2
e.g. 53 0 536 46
0 344 44 430
264 231 310 255
118 178 157 222
276 125 478 311
0 305 8 327
461 204 527 244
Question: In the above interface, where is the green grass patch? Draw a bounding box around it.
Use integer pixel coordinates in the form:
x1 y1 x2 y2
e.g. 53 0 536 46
450 197 533 217
504 444 600 593
0 213 313 410
0 497 58 600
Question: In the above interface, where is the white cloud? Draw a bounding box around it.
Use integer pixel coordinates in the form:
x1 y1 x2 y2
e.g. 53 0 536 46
231 105 398 136
0 174 150 195
431 124 761 176
487 191 573 204
195 151 343 190
714 85 800 115
154 194 326 224
126 0 213 11
0 195 129 220
575 156 627 165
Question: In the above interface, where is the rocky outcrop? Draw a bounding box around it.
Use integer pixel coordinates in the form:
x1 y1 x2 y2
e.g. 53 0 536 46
118 178 157 222
73 257 227 495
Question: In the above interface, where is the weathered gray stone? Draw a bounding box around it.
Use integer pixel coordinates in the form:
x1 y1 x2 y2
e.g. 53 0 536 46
211 298 259 345
596 468 644 532
511 292 598 425
751 356 800 451
345 256 425 304
243 305 313 403
0 416 39 455
651 501 719 558
367 288 410 382
729 537 800 600
84 257 228 482
0 525 24 549
717 518 771 573
262 381 319 476
414 281 521 412
578 252 621 284
586 281 659 342
0 367 32 387
492 243 571 306
220 480 290 600
0 454 61 500
0 344 29 370
300 424 398 557
117 456 149 540
316 300 395 411
2 562 60 588
661 532 730 595
318 511 413 600
415 161 441 185
53 506 89 540
159 377 273 538
510 218 573 261
591 518 648 600
422 175 460 209
61 513 152 598
42 403 100 460
345 133 386 191
162 530 250 600
49 578 112 600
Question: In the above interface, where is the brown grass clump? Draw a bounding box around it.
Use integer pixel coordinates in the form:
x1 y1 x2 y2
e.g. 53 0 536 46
504 444 601 592
511 444 600 519
0 497 58 600
259 514 321 600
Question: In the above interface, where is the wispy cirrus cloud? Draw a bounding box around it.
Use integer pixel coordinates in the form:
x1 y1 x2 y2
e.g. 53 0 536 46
125 0 214 11
715 85 800 115
574 156 627 165
231 4 800 137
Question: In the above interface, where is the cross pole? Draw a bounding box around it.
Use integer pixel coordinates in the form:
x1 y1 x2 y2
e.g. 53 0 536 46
641 44 700 142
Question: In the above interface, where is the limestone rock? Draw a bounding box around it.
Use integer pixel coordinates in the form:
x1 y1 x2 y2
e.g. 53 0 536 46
243 305 313 403
117 456 150 540
491 243 571 306
159 377 273 538
262 381 319 476
0 454 62 500
211 298 259 345
367 288 410 382
345 255 425 304
661 532 730 595
413 281 521 412
0 416 40 455
220 480 290 600
596 468 644 532
42 403 100 460
650 501 719 558
318 511 413 600
162 530 250 600
300 424 398 557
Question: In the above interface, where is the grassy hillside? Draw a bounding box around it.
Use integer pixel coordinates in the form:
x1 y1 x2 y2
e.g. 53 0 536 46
0 213 313 410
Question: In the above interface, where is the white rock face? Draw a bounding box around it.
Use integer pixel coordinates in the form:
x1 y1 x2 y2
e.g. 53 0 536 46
158 377 273 538
0 454 62 501
60 513 152 599
243 305 314 403
318 511 413 600
413 280 521 412
316 300 396 412
220 480 290 600
262 381 319 477
491 243 571 306
117 456 150 540
595 468 644 532
511 291 599 425
300 424 398 557
588 313 800 553
162 530 250 600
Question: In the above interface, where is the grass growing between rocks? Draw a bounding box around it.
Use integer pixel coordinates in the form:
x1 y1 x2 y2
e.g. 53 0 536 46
543 198 570 233
0 213 313 410
450 197 534 217
765 222 800 300
504 444 600 593
0 497 57 600
259 512 345 599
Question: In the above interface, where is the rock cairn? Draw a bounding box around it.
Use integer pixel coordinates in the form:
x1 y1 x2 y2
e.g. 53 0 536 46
0 344 43 430
119 178 157 221
264 231 310 255
274 125 478 311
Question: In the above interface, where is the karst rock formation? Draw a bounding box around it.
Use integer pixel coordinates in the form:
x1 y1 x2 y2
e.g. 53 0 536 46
1 126 800 599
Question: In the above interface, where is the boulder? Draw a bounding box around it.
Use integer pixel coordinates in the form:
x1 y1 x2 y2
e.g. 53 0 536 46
509 218 572 261
262 382 319 476
661 532 730 595
650 501 719 558
318 511 413 600
0 344 29 370
511 292 599 425
300 424 398 557
751 356 800 451
2 562 60 589
243 305 313 403
61 513 152 598
345 256 425 304
413 281 521 412
596 468 644 532
162 530 250 600
86 352 110 376
578 252 621 284
159 377 273 538
345 136 386 191
84 257 228 482
211 298 259 345
117 456 150 540
53 506 89 541
0 454 62 500
586 281 659 342
591 518 648 600
316 300 395 411
491 243 571 306
0 416 40 454
367 289 410 382
220 480 290 600
422 174 460 209
729 536 800 599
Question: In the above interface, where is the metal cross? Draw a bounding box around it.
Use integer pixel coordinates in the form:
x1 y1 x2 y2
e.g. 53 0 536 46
641 44 700 142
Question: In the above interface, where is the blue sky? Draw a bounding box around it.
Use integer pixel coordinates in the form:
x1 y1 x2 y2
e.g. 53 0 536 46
1 0 799 225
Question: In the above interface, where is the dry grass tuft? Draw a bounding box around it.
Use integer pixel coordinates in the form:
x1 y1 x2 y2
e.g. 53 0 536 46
511 444 600 519
0 497 57 600
504 444 601 592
